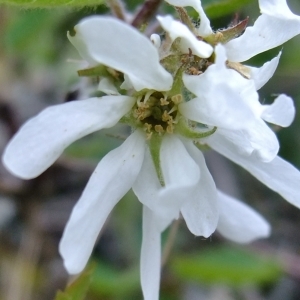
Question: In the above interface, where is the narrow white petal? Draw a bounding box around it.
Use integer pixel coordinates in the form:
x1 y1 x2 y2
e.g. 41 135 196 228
243 118 279 162
261 94 295 127
259 0 298 18
179 85 253 130
208 116 279 161
69 16 172 91
180 46 257 130
248 52 281 90
98 78 120 95
208 129 254 157
208 138 300 209
157 15 213 58
133 135 200 223
217 191 270 243
160 134 200 188
59 130 146 274
2 96 135 179
226 7 300 62
181 141 219 237
140 206 162 300
120 74 134 90
164 0 212 36
133 148 176 227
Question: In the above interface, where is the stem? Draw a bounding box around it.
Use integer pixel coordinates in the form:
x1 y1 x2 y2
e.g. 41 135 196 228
131 0 162 28
161 218 180 268
106 0 126 21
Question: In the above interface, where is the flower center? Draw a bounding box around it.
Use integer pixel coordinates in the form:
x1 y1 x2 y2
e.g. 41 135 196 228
133 91 182 139
181 51 213 76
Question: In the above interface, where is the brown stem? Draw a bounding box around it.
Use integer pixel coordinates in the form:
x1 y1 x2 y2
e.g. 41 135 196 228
161 218 180 268
131 0 162 28
106 0 127 21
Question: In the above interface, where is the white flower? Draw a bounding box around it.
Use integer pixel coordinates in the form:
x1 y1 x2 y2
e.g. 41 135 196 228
225 0 300 62
2 16 220 300
161 0 298 163
158 0 300 198
3 1 300 298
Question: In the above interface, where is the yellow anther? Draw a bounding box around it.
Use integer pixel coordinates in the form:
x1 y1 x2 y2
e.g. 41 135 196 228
144 123 152 132
162 110 171 122
154 125 164 134
160 98 169 106
166 124 174 134
171 94 183 105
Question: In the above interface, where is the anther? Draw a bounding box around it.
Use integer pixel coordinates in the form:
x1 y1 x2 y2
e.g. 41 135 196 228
160 98 169 106
154 125 164 134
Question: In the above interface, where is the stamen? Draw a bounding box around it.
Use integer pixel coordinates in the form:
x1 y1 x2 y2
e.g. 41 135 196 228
144 123 152 132
160 98 169 106
168 106 177 115
171 94 183 105
144 90 153 103
162 110 171 122
155 125 164 134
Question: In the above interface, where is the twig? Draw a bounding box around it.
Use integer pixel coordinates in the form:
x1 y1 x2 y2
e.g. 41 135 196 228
106 0 127 21
161 218 180 268
131 0 162 28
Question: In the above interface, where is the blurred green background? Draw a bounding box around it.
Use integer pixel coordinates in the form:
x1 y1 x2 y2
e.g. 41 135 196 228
0 0 300 299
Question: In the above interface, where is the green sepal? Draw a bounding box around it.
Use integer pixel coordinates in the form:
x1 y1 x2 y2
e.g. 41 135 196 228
77 65 109 77
54 264 96 300
167 63 185 97
160 54 182 76
176 118 217 139
205 18 249 45
218 17 249 43
148 133 165 187
119 113 140 128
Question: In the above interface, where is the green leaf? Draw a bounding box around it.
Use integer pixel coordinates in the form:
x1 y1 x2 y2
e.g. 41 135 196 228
171 246 282 286
202 0 254 19
90 261 140 297
54 265 95 300
0 0 104 8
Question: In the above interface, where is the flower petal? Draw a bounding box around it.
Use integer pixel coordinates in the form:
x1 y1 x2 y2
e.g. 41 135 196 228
69 16 173 91
59 130 146 274
226 0 300 62
160 134 200 188
261 94 295 127
217 191 270 243
98 78 120 95
247 52 281 90
140 206 162 300
181 141 219 237
208 138 300 209
180 44 256 130
2 96 135 179
157 15 213 58
133 148 178 227
164 0 212 36
133 135 200 223
243 118 279 162
208 124 279 163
